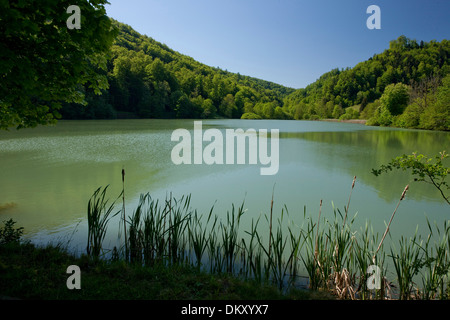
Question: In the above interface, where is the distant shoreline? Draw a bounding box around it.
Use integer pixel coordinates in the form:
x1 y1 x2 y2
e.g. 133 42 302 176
320 119 367 125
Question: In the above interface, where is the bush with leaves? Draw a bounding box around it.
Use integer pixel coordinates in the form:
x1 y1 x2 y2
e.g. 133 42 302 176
0 219 24 245
372 151 449 205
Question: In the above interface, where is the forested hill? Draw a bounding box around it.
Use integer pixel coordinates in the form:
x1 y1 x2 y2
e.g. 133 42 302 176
61 21 449 130
61 20 295 120
284 36 449 130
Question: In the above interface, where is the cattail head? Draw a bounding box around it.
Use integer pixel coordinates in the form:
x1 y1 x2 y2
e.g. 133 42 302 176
122 168 125 182
400 185 409 200
352 176 356 189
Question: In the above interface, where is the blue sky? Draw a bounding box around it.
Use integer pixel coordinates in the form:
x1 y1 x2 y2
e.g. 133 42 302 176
105 0 450 89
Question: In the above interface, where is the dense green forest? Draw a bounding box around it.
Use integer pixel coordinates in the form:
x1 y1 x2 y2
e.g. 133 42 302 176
61 21 449 130
61 20 295 121
283 35 449 130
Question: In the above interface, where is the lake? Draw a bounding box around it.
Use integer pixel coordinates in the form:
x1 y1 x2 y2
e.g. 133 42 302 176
0 119 448 256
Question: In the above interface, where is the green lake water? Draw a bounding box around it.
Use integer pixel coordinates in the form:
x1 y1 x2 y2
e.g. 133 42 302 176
0 119 448 256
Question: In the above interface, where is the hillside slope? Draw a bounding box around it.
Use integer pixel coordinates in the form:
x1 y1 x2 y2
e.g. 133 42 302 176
62 22 449 130
61 20 295 120
283 36 449 130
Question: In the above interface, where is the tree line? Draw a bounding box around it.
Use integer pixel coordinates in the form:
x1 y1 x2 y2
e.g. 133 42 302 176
60 20 294 121
1 1 448 131
62 23 449 130
284 36 449 130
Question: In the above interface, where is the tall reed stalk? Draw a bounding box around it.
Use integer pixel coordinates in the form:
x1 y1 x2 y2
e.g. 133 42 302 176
122 168 128 261
301 205 327 290
86 186 120 260
353 221 377 299
343 176 356 228
373 185 409 263
417 219 450 299
390 231 423 300
221 202 245 274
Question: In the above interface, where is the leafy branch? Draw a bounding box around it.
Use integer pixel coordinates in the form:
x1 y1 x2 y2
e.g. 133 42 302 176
372 151 449 205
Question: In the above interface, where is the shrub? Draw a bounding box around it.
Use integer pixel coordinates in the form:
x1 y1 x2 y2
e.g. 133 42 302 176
380 83 410 116
241 112 262 119
395 102 423 128
0 219 24 245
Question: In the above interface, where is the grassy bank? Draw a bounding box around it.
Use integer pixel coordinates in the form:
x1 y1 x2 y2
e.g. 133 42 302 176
0 240 327 300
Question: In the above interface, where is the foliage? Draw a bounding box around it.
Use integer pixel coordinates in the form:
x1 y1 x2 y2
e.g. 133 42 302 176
284 36 449 129
61 24 449 128
63 20 294 121
379 83 410 116
339 107 360 120
0 219 24 245
241 112 262 119
418 74 450 131
0 0 118 129
86 186 121 259
372 151 450 205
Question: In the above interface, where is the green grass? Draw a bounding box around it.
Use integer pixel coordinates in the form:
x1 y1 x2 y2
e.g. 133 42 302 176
0 241 326 300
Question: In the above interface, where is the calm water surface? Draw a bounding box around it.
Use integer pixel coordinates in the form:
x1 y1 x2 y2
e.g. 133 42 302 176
0 119 448 254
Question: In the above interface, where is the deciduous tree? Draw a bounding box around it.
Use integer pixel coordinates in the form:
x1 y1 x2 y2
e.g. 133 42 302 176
0 0 117 129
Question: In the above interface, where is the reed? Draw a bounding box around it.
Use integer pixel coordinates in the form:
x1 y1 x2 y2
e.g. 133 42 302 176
141 195 167 266
206 215 222 273
353 221 375 299
166 194 191 265
390 232 423 299
127 193 146 264
86 186 120 260
256 206 296 289
188 207 216 269
243 217 264 282
121 168 128 261
300 206 327 290
220 202 245 274
83 174 448 299
322 205 357 299
416 219 450 299
342 176 356 228
286 213 304 287
373 185 409 263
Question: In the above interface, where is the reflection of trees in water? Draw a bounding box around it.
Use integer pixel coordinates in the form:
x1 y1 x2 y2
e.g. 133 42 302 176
280 128 450 203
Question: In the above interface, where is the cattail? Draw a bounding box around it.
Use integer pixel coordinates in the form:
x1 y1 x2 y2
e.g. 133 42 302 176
314 199 323 265
373 184 409 264
343 176 356 228
122 167 128 260
268 185 275 259
400 185 409 201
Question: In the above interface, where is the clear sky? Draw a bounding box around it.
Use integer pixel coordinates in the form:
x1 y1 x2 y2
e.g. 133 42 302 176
105 0 450 89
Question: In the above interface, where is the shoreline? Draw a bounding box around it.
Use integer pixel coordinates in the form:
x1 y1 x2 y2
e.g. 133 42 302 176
320 119 368 125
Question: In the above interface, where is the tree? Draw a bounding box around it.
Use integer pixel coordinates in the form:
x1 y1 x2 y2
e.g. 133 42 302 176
219 94 237 118
419 74 450 131
380 83 410 116
202 99 216 119
0 0 117 129
332 105 344 119
395 102 422 128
